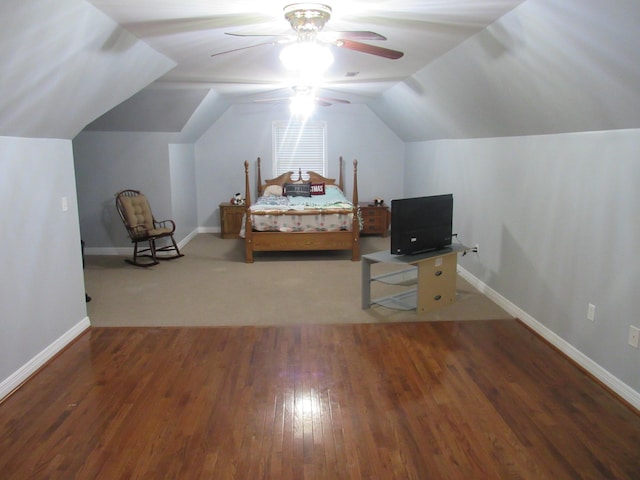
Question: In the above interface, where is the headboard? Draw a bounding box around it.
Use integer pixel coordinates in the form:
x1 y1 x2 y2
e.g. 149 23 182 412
255 157 343 197
243 156 357 208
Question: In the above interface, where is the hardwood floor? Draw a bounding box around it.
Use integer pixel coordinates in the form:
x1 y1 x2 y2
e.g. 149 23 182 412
1 320 639 479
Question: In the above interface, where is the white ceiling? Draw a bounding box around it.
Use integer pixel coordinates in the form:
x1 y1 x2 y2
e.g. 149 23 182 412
86 0 526 102
6 0 637 140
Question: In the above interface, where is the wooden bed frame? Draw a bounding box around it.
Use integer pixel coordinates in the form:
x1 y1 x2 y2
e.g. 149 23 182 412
243 156 360 263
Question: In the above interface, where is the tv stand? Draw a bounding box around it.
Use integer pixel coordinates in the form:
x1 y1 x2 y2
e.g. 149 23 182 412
361 245 464 313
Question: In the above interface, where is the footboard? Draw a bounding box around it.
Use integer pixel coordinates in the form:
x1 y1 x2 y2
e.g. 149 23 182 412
245 230 359 263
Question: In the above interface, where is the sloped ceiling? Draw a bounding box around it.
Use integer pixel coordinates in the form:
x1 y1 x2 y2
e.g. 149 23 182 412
85 0 526 96
0 0 175 139
2 1 640 141
371 0 640 141
84 88 210 132
79 0 526 135
52 0 529 137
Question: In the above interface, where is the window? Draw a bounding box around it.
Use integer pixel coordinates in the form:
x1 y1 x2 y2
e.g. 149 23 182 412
273 121 327 178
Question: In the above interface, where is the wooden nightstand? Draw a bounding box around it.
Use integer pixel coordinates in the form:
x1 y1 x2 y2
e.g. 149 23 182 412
219 203 246 239
359 202 390 237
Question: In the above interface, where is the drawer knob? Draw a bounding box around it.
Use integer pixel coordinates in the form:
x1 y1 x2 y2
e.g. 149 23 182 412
435 270 443 277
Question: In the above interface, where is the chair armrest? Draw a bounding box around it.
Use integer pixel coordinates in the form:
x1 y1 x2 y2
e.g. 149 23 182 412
154 219 176 233
129 224 151 238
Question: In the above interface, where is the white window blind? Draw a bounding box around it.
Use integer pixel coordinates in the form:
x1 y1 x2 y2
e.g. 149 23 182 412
273 121 327 178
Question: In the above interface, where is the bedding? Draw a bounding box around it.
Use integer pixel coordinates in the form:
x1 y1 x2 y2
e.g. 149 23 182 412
241 185 356 234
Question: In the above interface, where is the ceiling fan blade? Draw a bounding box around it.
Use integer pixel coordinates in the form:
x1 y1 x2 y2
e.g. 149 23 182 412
253 97 289 103
227 31 385 41
317 97 351 104
225 32 292 39
325 31 387 41
211 41 281 57
336 39 404 60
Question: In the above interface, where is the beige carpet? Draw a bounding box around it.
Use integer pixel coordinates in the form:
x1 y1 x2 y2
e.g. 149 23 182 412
84 234 513 327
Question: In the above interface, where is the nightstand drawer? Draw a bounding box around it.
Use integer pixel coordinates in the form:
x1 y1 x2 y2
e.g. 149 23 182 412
364 214 385 228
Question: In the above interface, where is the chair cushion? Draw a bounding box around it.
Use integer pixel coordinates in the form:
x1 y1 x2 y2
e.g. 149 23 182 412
120 194 154 230
147 227 172 236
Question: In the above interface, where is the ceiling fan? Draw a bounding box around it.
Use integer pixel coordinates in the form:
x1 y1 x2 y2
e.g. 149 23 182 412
211 3 404 60
252 85 351 107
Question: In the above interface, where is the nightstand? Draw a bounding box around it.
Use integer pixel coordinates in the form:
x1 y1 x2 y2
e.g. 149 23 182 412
359 202 390 237
219 203 246 239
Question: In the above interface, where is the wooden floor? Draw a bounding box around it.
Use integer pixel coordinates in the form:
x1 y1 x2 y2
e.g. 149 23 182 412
1 320 639 479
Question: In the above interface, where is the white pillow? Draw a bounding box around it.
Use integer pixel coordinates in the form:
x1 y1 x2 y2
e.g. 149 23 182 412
263 184 283 196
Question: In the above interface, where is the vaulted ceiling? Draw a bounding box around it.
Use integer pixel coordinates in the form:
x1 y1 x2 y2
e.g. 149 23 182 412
2 1 640 141
82 0 526 136
85 0 526 98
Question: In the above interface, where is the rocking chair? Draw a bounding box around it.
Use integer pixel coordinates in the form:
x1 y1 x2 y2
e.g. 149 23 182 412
115 189 184 267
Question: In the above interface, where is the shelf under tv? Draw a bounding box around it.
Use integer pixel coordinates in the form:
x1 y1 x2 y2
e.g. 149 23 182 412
362 245 465 313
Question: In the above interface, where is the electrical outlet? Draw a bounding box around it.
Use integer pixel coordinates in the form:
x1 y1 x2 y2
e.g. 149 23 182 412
629 326 640 348
587 303 596 321
472 244 479 254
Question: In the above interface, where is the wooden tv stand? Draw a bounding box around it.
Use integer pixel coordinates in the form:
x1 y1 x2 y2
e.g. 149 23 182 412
361 245 465 313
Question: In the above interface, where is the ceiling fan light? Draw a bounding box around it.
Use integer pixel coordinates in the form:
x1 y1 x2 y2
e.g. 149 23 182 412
290 94 316 118
280 42 334 75
284 4 332 33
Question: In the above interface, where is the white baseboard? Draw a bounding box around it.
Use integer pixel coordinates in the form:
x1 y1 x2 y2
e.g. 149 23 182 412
84 228 215 256
179 229 199 248
198 227 219 234
0 317 91 402
457 267 640 411
85 246 130 256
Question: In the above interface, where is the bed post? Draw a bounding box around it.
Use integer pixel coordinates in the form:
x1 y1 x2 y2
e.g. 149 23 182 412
352 159 358 206
244 160 254 263
244 160 252 207
351 158 360 261
256 157 263 197
338 156 344 192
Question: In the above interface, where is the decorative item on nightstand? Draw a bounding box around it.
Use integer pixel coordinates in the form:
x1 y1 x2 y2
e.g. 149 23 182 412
230 192 245 206
359 201 390 237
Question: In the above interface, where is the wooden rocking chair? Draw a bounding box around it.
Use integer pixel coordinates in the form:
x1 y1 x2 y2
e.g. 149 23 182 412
115 189 184 267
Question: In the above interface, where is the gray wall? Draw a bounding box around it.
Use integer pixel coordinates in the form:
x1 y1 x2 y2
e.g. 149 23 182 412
405 129 640 394
73 103 405 243
195 103 405 229
73 132 188 253
0 136 88 389
0 0 176 397
169 143 198 241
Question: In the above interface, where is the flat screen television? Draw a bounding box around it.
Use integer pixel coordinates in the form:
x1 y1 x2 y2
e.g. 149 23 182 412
390 194 453 255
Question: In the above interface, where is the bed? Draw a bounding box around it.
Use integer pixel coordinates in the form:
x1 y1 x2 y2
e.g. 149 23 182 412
241 156 360 263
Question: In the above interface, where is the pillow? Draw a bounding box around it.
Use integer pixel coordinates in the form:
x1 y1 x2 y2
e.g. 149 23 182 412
263 184 283 196
283 182 311 197
310 182 325 195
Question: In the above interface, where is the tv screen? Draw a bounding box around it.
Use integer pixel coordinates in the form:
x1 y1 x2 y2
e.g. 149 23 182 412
390 194 453 255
